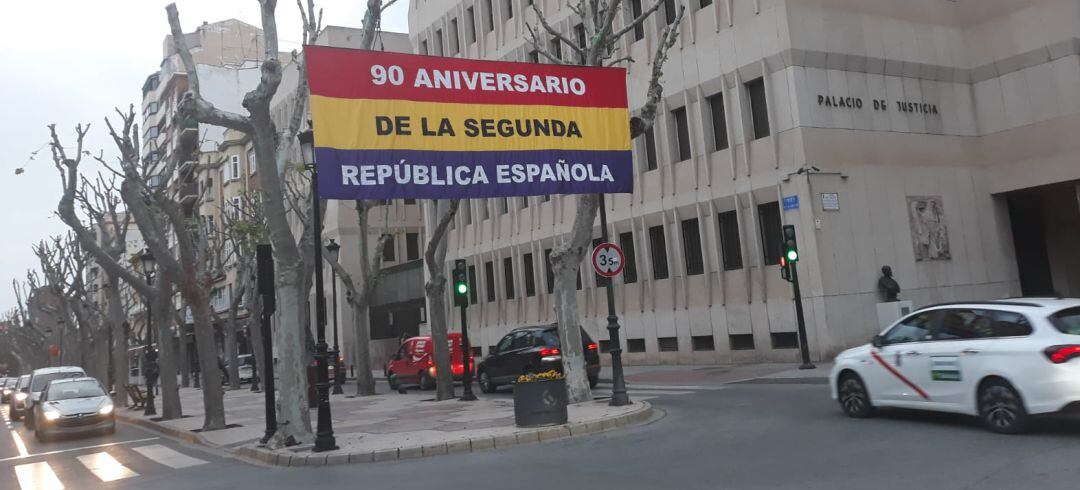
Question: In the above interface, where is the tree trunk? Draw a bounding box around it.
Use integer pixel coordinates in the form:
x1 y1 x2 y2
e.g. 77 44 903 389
425 200 456 401
187 289 226 430
274 269 314 444
105 280 129 407
154 277 182 420
550 194 599 404
247 291 265 391
351 299 376 395
178 324 190 387
225 301 241 390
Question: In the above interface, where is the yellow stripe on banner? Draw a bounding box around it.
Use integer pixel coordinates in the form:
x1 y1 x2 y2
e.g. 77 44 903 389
310 95 631 152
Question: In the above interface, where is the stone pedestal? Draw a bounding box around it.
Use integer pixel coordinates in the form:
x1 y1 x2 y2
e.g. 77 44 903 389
876 301 914 330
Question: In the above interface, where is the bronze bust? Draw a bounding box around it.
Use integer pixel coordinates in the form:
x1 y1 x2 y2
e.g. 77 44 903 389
878 265 900 302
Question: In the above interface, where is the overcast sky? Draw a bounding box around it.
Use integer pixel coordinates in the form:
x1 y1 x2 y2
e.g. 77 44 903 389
0 0 410 312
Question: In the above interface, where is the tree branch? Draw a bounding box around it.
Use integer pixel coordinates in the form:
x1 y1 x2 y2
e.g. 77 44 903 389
631 5 685 138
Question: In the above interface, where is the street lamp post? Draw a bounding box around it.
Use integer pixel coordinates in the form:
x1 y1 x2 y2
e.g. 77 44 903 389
298 128 338 452
140 249 158 416
326 239 344 395
597 195 630 406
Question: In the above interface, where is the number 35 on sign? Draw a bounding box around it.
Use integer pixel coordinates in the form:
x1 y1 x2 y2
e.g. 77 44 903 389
592 243 625 277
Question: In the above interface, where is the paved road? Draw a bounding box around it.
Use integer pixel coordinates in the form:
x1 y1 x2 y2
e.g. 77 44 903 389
5 373 1080 489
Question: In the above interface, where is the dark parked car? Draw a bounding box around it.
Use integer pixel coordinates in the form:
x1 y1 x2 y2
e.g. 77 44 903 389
477 325 600 393
10 374 30 420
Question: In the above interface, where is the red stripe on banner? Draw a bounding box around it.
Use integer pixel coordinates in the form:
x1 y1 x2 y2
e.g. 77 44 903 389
870 350 929 400
305 45 628 108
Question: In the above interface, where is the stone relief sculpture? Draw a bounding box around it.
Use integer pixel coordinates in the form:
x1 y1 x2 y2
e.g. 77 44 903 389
907 196 951 261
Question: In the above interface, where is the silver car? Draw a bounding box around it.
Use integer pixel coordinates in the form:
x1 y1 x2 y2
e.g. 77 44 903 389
22 366 86 430
32 377 115 442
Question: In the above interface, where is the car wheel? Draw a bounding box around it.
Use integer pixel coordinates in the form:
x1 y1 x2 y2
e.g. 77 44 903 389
387 372 399 390
10 409 21 421
838 373 875 418
35 428 48 443
419 371 435 391
25 412 35 430
978 380 1030 434
478 370 496 394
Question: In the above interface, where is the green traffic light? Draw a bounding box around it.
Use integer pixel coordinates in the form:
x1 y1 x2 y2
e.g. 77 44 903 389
456 283 468 294
786 250 798 262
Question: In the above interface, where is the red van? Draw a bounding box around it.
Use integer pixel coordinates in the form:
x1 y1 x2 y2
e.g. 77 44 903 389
384 334 475 390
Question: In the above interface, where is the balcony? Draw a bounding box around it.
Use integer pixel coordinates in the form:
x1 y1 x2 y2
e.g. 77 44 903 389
179 159 196 174
178 181 198 205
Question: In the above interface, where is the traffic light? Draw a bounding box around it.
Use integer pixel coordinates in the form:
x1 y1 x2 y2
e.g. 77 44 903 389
453 259 469 307
782 224 798 263
779 255 792 282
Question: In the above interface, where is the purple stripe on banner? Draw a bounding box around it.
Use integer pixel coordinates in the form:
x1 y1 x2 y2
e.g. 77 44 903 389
314 148 633 200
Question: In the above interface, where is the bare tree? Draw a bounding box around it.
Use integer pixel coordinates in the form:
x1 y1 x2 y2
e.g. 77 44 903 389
51 123 186 419
323 201 392 396
526 0 686 403
424 200 461 400
166 0 395 445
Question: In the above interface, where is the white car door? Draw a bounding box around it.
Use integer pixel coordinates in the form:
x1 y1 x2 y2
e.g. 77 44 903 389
867 310 938 405
917 308 997 410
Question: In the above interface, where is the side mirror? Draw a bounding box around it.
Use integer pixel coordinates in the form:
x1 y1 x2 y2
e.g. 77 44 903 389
871 335 884 348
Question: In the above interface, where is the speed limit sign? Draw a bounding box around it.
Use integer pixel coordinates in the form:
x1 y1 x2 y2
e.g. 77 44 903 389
591 242 625 277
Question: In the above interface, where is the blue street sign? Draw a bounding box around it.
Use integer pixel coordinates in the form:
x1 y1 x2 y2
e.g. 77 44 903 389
782 195 800 210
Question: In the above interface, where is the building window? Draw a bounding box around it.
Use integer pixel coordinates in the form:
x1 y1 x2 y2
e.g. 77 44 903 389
483 0 495 32
757 201 782 265
717 210 743 270
700 0 713 7
503 256 516 299
664 0 677 24
420 39 429 55
707 92 728 151
230 196 243 220
404 198 417 205
500 197 509 214
672 107 691 162
630 0 645 41
746 77 770 139
382 234 396 261
692 335 715 351
229 155 240 181
434 29 444 56
548 38 562 63
542 195 550 202
484 261 496 302
681 218 704 276
574 24 586 64
247 148 256 175
544 248 555 294
504 0 514 19
523 253 536 297
467 265 478 304
465 7 476 43
449 19 459 54
462 200 472 225
658 337 679 352
648 225 669 280
405 232 420 261
480 199 490 220
627 338 646 353
520 196 529 208
145 101 159 116
643 126 658 171
729 334 755 350
619 231 638 284
771 332 798 349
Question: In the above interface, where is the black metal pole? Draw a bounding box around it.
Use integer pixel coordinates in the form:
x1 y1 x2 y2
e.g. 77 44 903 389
257 244 277 445
309 160 337 452
331 267 343 395
459 304 476 401
790 263 815 370
597 194 630 406
143 277 156 416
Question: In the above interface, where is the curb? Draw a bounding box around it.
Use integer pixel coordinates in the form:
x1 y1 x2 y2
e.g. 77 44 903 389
235 401 655 467
115 411 209 447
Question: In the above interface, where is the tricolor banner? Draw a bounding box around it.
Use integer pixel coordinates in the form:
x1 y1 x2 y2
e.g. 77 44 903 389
304 46 633 200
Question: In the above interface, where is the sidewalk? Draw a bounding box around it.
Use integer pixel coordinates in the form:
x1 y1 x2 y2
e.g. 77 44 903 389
116 385 652 467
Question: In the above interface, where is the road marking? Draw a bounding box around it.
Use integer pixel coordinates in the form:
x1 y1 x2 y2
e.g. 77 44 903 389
77 451 139 482
624 384 727 391
12 431 29 457
0 437 159 463
14 461 64 490
132 444 207 468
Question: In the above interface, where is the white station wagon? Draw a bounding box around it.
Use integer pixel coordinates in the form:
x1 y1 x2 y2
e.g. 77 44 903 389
830 298 1080 433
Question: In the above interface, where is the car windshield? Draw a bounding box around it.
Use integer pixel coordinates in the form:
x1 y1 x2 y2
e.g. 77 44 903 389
17 375 29 388
1050 307 1080 335
45 380 105 401
31 372 84 392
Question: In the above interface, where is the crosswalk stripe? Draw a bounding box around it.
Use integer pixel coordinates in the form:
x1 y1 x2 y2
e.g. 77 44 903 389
77 452 139 482
14 461 64 490
131 444 208 468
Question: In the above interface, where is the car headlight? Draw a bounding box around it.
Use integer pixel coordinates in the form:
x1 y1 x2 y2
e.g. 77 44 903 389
43 410 61 421
99 404 114 415
14 392 27 401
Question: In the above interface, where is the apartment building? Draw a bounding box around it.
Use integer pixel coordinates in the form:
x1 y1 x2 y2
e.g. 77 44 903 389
408 0 1080 364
